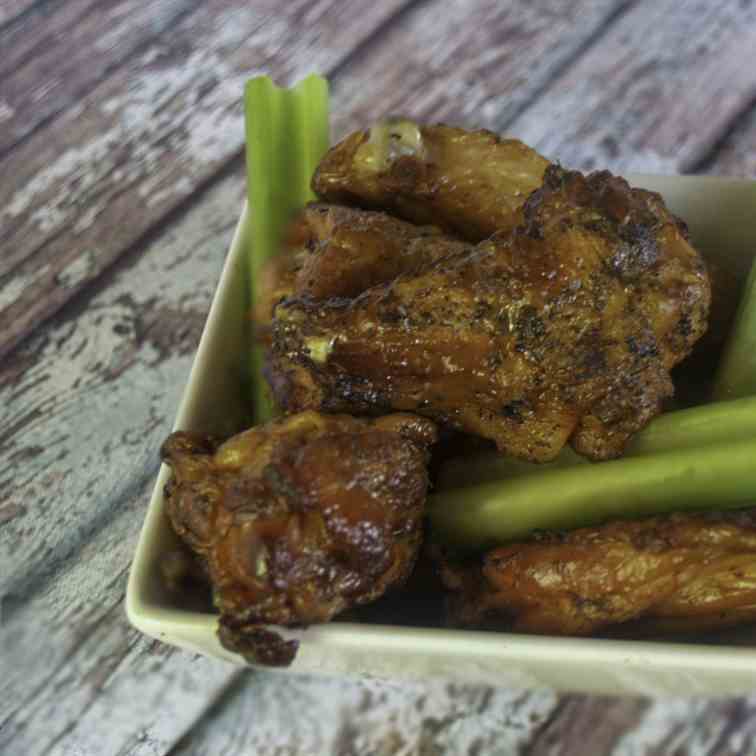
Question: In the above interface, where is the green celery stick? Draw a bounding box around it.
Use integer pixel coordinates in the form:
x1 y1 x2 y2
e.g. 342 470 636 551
245 74 330 423
428 438 756 549
714 257 756 401
436 447 586 491
437 394 756 490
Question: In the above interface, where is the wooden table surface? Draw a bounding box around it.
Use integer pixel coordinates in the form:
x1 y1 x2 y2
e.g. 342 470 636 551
3 1 756 753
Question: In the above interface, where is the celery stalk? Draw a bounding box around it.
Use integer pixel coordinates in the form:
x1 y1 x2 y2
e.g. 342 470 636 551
437 395 756 490
714 258 756 401
245 74 330 423
428 438 756 549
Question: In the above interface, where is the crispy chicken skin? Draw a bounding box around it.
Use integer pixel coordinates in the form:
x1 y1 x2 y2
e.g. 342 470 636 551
440 509 756 636
254 203 467 339
313 121 550 240
294 203 468 300
271 166 710 461
161 411 437 665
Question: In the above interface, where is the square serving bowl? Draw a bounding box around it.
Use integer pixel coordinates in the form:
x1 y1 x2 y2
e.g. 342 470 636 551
127 175 756 696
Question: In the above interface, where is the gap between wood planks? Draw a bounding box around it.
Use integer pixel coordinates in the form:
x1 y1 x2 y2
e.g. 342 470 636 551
0 0 102 79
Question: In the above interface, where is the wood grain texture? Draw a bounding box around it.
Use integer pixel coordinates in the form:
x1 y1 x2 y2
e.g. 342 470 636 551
4 0 756 753
0 172 243 615
330 0 636 137
505 0 756 173
169 673 560 756
0 0 40 29
0 0 101 79
0 0 202 147
0 0 409 362
701 102 756 177
1 174 246 756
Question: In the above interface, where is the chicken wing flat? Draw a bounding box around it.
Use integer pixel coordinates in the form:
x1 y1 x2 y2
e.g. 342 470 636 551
293 203 469 300
271 166 710 461
440 509 756 636
161 411 437 665
313 120 550 240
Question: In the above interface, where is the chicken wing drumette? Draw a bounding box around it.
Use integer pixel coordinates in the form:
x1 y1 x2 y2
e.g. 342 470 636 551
271 165 710 461
313 120 550 240
439 509 756 636
161 411 437 665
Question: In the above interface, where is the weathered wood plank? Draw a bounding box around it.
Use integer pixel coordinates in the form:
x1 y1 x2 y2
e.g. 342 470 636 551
4 2 756 753
0 174 246 756
0 0 103 81
1 481 240 756
607 698 756 756
330 0 636 138
165 680 756 756
0 0 40 29
0 172 244 610
504 0 756 174
0 0 409 363
520 696 649 755
168 673 559 756
701 101 756 178
0 168 556 756
0 0 207 156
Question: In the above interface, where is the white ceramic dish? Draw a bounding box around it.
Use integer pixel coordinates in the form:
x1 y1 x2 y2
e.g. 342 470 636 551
127 175 756 696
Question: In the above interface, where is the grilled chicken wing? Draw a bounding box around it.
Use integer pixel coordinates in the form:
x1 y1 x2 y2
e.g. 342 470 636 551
439 509 756 636
294 203 468 300
255 203 467 340
271 166 710 461
313 120 550 240
161 411 437 665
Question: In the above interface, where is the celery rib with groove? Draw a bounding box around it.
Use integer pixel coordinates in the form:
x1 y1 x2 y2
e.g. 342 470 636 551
428 438 756 549
245 74 330 423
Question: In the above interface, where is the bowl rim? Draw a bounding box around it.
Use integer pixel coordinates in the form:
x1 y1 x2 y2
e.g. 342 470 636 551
126 175 756 695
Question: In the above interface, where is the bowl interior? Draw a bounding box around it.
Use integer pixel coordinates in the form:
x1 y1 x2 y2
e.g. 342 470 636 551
127 175 756 681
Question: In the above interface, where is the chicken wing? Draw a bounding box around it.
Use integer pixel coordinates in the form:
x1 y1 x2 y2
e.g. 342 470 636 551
255 203 467 340
161 411 437 665
313 120 550 240
439 509 756 636
271 166 710 461
294 203 469 300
